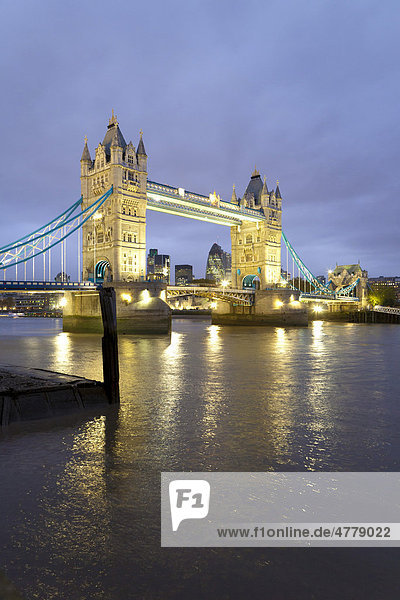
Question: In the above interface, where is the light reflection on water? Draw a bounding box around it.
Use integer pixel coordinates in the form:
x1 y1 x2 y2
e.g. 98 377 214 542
0 317 400 599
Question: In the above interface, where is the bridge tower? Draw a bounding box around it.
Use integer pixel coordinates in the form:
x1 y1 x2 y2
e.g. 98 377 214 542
80 112 147 282
231 168 282 289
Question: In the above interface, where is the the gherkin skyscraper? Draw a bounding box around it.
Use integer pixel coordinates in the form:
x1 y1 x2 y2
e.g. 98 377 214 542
205 243 231 284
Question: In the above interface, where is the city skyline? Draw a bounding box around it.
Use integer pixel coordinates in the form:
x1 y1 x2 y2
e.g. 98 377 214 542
0 1 399 279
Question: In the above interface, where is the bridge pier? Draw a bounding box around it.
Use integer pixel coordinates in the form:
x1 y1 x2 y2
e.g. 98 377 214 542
63 281 171 334
211 289 308 326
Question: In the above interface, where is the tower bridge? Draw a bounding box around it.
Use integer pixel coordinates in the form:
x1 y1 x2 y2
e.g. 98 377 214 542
0 112 366 331
79 111 282 290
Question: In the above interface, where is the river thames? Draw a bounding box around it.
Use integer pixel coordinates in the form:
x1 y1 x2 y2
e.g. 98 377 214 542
0 317 399 599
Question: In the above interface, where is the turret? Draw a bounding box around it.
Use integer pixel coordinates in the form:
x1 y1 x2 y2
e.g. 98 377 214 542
136 130 147 172
231 184 238 204
80 135 92 176
275 180 282 209
243 166 263 207
111 126 123 164
101 110 126 165
260 175 269 207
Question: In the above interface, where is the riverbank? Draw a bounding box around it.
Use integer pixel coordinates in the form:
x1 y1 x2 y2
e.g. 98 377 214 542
0 365 108 427
172 309 211 317
309 310 400 323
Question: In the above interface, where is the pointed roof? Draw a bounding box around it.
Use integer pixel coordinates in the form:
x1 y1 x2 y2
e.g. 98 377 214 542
102 111 127 156
208 242 224 256
262 175 268 195
275 180 282 199
231 184 238 203
111 126 120 147
80 136 91 162
137 130 147 156
332 264 362 276
244 168 263 202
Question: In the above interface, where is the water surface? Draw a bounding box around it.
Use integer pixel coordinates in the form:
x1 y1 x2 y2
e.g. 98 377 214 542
0 317 399 599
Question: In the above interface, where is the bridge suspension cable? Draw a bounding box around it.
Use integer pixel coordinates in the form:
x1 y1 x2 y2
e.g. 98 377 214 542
281 231 335 296
0 187 113 278
281 232 360 299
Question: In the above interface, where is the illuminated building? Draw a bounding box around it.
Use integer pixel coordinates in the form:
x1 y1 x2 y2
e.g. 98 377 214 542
368 276 400 303
175 265 193 286
80 111 147 282
205 243 231 285
147 248 170 284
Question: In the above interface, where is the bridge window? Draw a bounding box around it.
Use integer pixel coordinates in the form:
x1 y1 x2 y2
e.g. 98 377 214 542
133 234 137 243
238 239 242 245
128 155 134 165
246 254 252 262
246 235 252 244
257 236 260 242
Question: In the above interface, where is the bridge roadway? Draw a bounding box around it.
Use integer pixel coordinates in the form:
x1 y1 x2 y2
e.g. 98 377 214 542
146 180 265 226
0 281 99 292
166 285 255 306
0 281 361 307
0 281 255 307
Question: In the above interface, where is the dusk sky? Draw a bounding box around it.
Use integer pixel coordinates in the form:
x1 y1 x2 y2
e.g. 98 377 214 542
1 0 399 279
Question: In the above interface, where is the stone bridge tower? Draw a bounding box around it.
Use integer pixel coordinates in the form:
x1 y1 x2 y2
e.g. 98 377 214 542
231 168 282 289
80 112 147 282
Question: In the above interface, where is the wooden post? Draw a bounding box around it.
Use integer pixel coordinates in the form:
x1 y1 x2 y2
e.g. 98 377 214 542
99 287 120 404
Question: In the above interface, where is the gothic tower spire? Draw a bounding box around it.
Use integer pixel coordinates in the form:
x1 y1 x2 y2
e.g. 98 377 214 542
80 135 91 162
137 130 147 156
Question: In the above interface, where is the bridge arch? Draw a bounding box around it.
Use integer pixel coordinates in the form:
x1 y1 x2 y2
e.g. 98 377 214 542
95 259 112 282
242 274 261 290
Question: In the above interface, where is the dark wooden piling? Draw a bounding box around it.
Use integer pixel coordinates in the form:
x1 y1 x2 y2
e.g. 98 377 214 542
99 287 120 404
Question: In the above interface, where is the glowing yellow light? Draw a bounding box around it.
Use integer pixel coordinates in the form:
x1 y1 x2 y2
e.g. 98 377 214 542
52 332 71 372
275 300 284 308
160 290 166 301
210 302 217 309
59 297 67 308
207 325 221 352
314 305 323 313
93 212 102 220
141 289 151 303
275 327 287 351
221 279 229 288
121 293 132 303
